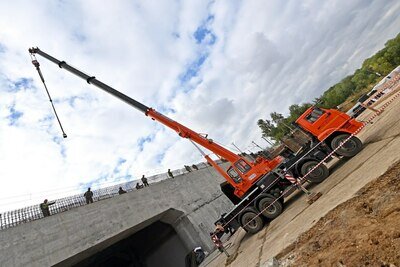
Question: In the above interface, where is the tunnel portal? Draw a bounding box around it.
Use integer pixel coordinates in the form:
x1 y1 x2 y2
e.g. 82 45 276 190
74 220 188 267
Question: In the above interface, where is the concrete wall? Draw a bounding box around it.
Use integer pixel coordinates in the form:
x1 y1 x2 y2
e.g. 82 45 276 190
0 165 233 267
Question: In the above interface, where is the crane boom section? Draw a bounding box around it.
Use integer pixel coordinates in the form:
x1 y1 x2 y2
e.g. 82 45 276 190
29 47 242 163
28 47 149 114
146 109 243 163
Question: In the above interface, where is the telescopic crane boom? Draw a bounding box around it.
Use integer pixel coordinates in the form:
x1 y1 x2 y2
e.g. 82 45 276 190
29 47 282 198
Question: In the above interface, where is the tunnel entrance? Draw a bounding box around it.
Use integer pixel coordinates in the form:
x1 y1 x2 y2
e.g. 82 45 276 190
74 220 188 267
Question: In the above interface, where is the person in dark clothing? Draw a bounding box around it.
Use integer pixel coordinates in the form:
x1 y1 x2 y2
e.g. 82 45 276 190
184 165 192 172
40 199 55 217
118 187 127 195
167 169 174 179
191 164 199 170
136 182 144 190
218 214 235 236
84 188 94 204
184 247 206 267
141 175 149 187
185 250 198 267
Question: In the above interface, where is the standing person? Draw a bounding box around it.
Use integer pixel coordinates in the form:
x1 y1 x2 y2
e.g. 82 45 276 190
210 232 230 257
184 165 192 172
84 188 94 204
167 169 174 179
118 187 127 195
40 199 55 217
141 175 149 187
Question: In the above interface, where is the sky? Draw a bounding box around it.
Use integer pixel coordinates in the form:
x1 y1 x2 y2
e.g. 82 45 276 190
1 0 400 212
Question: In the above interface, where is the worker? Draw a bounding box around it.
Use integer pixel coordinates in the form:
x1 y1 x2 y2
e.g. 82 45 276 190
40 199 55 217
214 222 225 239
84 188 94 204
218 214 235 236
184 247 206 267
210 232 230 257
118 187 127 195
184 165 192 172
167 169 174 179
136 182 144 190
192 164 199 170
141 175 149 187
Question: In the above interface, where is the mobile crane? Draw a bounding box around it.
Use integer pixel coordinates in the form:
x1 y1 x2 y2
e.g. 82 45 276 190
28 47 363 234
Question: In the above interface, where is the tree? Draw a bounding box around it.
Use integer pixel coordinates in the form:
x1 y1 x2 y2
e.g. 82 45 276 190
270 112 284 124
257 119 274 138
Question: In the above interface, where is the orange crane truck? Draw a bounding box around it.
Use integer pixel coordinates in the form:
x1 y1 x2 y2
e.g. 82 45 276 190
28 47 363 234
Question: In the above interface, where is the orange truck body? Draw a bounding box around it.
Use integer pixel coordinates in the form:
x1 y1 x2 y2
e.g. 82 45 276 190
296 107 363 142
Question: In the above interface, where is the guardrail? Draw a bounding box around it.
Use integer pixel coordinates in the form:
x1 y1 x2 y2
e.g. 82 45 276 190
0 163 211 230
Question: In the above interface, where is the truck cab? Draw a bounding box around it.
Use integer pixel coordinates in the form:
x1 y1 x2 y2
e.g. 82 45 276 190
296 107 363 158
296 107 363 142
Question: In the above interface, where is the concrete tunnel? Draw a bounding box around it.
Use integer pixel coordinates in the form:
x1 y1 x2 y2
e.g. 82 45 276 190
56 209 196 267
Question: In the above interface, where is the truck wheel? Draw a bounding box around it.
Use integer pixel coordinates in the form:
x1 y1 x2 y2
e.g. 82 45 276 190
239 207 265 234
300 160 329 183
256 194 283 219
331 134 362 157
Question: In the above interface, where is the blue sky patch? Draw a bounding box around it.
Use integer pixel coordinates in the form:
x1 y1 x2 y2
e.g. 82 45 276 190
66 95 85 108
137 134 154 151
52 136 67 158
178 14 216 86
193 15 216 45
179 53 208 84
7 104 23 126
112 158 127 174
155 152 165 164
7 78 34 93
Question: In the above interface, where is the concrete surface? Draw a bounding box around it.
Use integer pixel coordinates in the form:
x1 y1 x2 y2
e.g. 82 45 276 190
0 165 233 266
205 89 400 267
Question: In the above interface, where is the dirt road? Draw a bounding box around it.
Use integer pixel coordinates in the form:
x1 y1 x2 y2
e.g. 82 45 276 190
203 89 400 267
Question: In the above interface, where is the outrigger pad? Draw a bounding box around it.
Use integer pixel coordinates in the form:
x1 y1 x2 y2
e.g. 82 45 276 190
307 191 322 204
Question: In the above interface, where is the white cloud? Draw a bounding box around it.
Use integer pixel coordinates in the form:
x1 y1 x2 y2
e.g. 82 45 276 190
0 0 399 212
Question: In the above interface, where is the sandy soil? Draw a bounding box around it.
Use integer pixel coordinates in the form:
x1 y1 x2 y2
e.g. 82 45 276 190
278 161 400 266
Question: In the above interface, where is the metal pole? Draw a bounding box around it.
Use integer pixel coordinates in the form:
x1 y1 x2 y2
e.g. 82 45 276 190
231 142 245 154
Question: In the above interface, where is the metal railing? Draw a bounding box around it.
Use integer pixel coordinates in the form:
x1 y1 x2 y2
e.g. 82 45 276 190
0 163 211 230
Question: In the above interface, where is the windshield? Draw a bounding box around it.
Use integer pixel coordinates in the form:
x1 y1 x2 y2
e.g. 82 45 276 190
234 159 251 174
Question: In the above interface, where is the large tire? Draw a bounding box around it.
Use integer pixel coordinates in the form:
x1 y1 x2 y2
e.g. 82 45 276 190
239 207 265 234
256 194 283 219
300 160 329 183
331 134 362 157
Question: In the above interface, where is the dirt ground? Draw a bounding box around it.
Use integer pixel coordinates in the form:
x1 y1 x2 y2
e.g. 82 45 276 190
278 160 400 266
